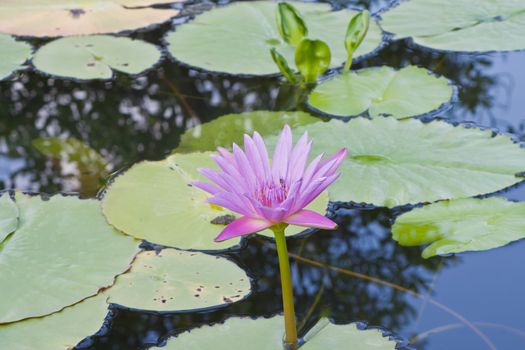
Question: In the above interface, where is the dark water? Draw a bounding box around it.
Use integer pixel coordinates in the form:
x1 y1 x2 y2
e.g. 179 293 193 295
1 1 525 349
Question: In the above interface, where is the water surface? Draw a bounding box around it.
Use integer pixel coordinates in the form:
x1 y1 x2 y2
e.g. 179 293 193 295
1 1 524 349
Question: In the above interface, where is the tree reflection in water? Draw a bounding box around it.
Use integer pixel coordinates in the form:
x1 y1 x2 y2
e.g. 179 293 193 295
0 33 510 194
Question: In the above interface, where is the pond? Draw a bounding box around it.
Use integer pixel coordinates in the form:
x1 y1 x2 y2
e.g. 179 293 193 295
1 0 525 349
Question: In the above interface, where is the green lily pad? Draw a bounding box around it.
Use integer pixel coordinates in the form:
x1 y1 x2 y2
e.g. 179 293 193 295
102 153 241 251
392 197 525 258
0 0 181 37
267 117 525 207
165 1 383 75
167 152 330 239
381 0 525 52
155 316 398 349
0 193 18 243
175 111 319 153
0 248 250 348
103 152 328 249
33 35 162 80
308 66 454 119
107 249 251 311
0 193 139 323
0 34 31 81
0 293 109 350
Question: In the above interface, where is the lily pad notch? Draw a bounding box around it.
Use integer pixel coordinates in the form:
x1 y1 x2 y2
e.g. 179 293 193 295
0 193 140 324
164 1 385 76
0 34 32 81
392 197 525 258
307 65 456 119
265 117 525 208
32 35 163 80
0 0 183 38
0 247 251 350
153 316 400 349
106 249 252 313
380 0 525 53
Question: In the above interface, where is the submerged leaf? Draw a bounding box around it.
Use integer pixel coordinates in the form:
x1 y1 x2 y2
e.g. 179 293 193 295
107 249 251 311
266 117 525 207
393 197 525 258
33 137 109 195
0 193 18 243
166 1 383 75
276 2 308 46
33 137 107 170
295 38 331 83
308 66 454 118
33 35 161 80
0 0 181 37
381 0 525 52
0 294 109 350
0 34 32 81
154 316 398 349
0 194 139 323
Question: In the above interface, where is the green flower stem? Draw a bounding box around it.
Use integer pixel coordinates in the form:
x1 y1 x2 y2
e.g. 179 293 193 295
271 223 298 349
343 51 353 72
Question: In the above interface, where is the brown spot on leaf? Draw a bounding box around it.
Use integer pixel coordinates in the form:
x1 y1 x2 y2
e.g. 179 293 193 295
69 9 86 18
211 214 236 225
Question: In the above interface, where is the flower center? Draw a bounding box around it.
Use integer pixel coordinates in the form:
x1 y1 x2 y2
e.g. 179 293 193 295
255 179 289 208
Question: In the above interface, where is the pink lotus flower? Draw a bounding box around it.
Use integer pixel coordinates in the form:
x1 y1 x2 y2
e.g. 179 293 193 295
193 125 347 242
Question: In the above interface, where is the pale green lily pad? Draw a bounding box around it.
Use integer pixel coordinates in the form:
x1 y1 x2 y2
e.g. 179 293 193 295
268 117 525 207
175 111 319 153
165 1 383 75
0 193 139 323
33 35 162 80
393 197 525 258
381 0 525 52
0 34 31 80
0 193 18 243
169 152 330 238
0 294 109 350
308 66 454 119
156 316 398 349
102 153 241 251
0 0 181 37
107 249 251 311
103 152 326 250
0 249 250 348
